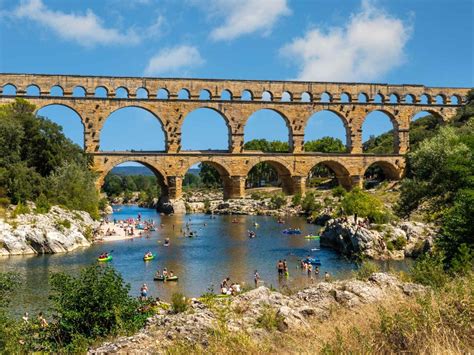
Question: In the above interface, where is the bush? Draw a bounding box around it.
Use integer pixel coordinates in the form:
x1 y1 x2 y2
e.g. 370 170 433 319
341 189 390 223
204 198 211 212
332 186 347 198
35 193 50 214
256 305 285 331
11 202 30 218
355 261 380 280
48 265 149 345
291 193 301 206
171 293 188 314
301 192 322 215
392 236 407 250
270 193 286 209
409 254 448 289
56 219 71 230
0 197 9 208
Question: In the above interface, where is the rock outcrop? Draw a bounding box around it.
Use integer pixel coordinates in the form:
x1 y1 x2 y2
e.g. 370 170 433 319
91 273 426 353
321 217 436 259
0 205 99 256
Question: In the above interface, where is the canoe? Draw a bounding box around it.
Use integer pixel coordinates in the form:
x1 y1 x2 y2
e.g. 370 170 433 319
97 255 112 262
304 235 320 239
282 229 301 235
153 275 178 281
143 255 155 261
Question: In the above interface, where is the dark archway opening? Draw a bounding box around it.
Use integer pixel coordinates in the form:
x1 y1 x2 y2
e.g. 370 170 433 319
363 162 399 189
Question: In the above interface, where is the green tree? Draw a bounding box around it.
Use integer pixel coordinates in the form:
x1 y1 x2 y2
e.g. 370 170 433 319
304 137 346 153
49 265 149 345
199 163 221 187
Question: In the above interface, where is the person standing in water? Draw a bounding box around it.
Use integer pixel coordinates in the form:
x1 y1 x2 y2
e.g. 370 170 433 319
283 259 289 277
325 271 330 282
254 270 260 286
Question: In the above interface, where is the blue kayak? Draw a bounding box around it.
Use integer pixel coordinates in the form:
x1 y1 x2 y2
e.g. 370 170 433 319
282 229 302 235
304 257 321 265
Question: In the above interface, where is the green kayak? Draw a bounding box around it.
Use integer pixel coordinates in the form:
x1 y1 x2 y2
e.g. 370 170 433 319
304 235 320 240
143 254 155 261
97 255 112 262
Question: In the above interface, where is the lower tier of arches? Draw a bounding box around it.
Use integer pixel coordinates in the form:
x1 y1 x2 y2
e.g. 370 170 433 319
93 153 405 201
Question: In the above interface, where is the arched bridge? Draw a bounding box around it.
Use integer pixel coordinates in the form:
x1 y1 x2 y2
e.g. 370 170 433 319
0 73 469 200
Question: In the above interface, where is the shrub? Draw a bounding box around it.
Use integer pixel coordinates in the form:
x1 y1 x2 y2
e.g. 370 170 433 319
392 236 407 250
0 197 10 208
56 219 71 230
171 293 188 314
256 305 285 331
409 254 448 289
11 202 30 218
270 193 286 209
301 192 322 215
291 193 301 206
35 193 50 214
204 198 211 212
332 185 347 198
355 261 380 280
341 189 390 223
48 265 148 345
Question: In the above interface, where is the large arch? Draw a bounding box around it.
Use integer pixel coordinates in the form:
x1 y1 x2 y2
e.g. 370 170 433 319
100 106 166 151
362 110 398 154
363 160 401 189
245 159 293 194
304 110 350 152
35 104 85 149
306 160 352 190
180 108 231 151
243 109 292 151
99 160 170 209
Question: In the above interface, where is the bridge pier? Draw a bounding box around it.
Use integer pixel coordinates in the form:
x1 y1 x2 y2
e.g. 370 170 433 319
167 176 183 199
223 176 246 199
291 176 306 195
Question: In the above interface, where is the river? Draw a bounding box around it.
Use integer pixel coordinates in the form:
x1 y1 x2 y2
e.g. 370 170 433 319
0 205 411 316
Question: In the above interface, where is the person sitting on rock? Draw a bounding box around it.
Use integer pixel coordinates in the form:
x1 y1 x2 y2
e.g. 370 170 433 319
324 272 330 282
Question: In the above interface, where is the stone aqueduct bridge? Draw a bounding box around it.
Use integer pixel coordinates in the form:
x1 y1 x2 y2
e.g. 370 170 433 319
0 73 469 200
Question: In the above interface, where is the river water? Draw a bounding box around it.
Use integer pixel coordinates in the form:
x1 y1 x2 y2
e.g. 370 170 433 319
1 205 411 316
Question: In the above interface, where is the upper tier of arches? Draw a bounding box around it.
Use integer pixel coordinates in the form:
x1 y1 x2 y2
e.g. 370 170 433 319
0 74 468 106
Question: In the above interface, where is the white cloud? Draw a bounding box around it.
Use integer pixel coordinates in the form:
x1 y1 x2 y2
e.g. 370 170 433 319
205 0 291 41
144 45 204 76
281 0 412 82
12 0 141 47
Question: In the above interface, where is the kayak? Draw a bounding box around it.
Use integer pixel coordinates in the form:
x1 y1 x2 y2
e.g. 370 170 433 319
143 255 155 261
282 229 301 235
304 235 320 240
153 275 178 281
97 255 112 262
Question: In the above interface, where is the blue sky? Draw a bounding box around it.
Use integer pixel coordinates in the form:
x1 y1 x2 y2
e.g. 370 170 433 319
0 0 473 157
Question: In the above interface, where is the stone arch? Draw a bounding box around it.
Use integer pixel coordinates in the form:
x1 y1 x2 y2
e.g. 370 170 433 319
243 108 293 151
115 87 129 98
35 103 86 149
358 93 369 103
389 93 399 103
411 109 445 124
180 107 231 151
2 83 17 95
157 88 169 99
281 91 292 102
136 87 148 99
221 89 232 100
306 160 352 190
100 106 167 151
178 88 190 99
363 160 401 188
301 92 312 102
241 89 253 101
361 109 398 154
199 89 212 100
72 86 86 97
450 94 461 105
245 158 294 194
262 90 273 101
420 94 431 104
304 109 350 152
340 92 351 103
373 93 384 103
50 85 64 96
320 92 332 103
435 94 446 104
95 86 108 98
404 94 415 103
98 159 169 200
26 84 40 96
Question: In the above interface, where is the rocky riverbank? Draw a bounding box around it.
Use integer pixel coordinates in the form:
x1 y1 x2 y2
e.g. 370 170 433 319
0 204 99 256
91 273 426 353
320 216 436 260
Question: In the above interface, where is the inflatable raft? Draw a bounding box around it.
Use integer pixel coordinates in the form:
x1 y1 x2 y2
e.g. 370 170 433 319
97 255 112 262
153 275 178 281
